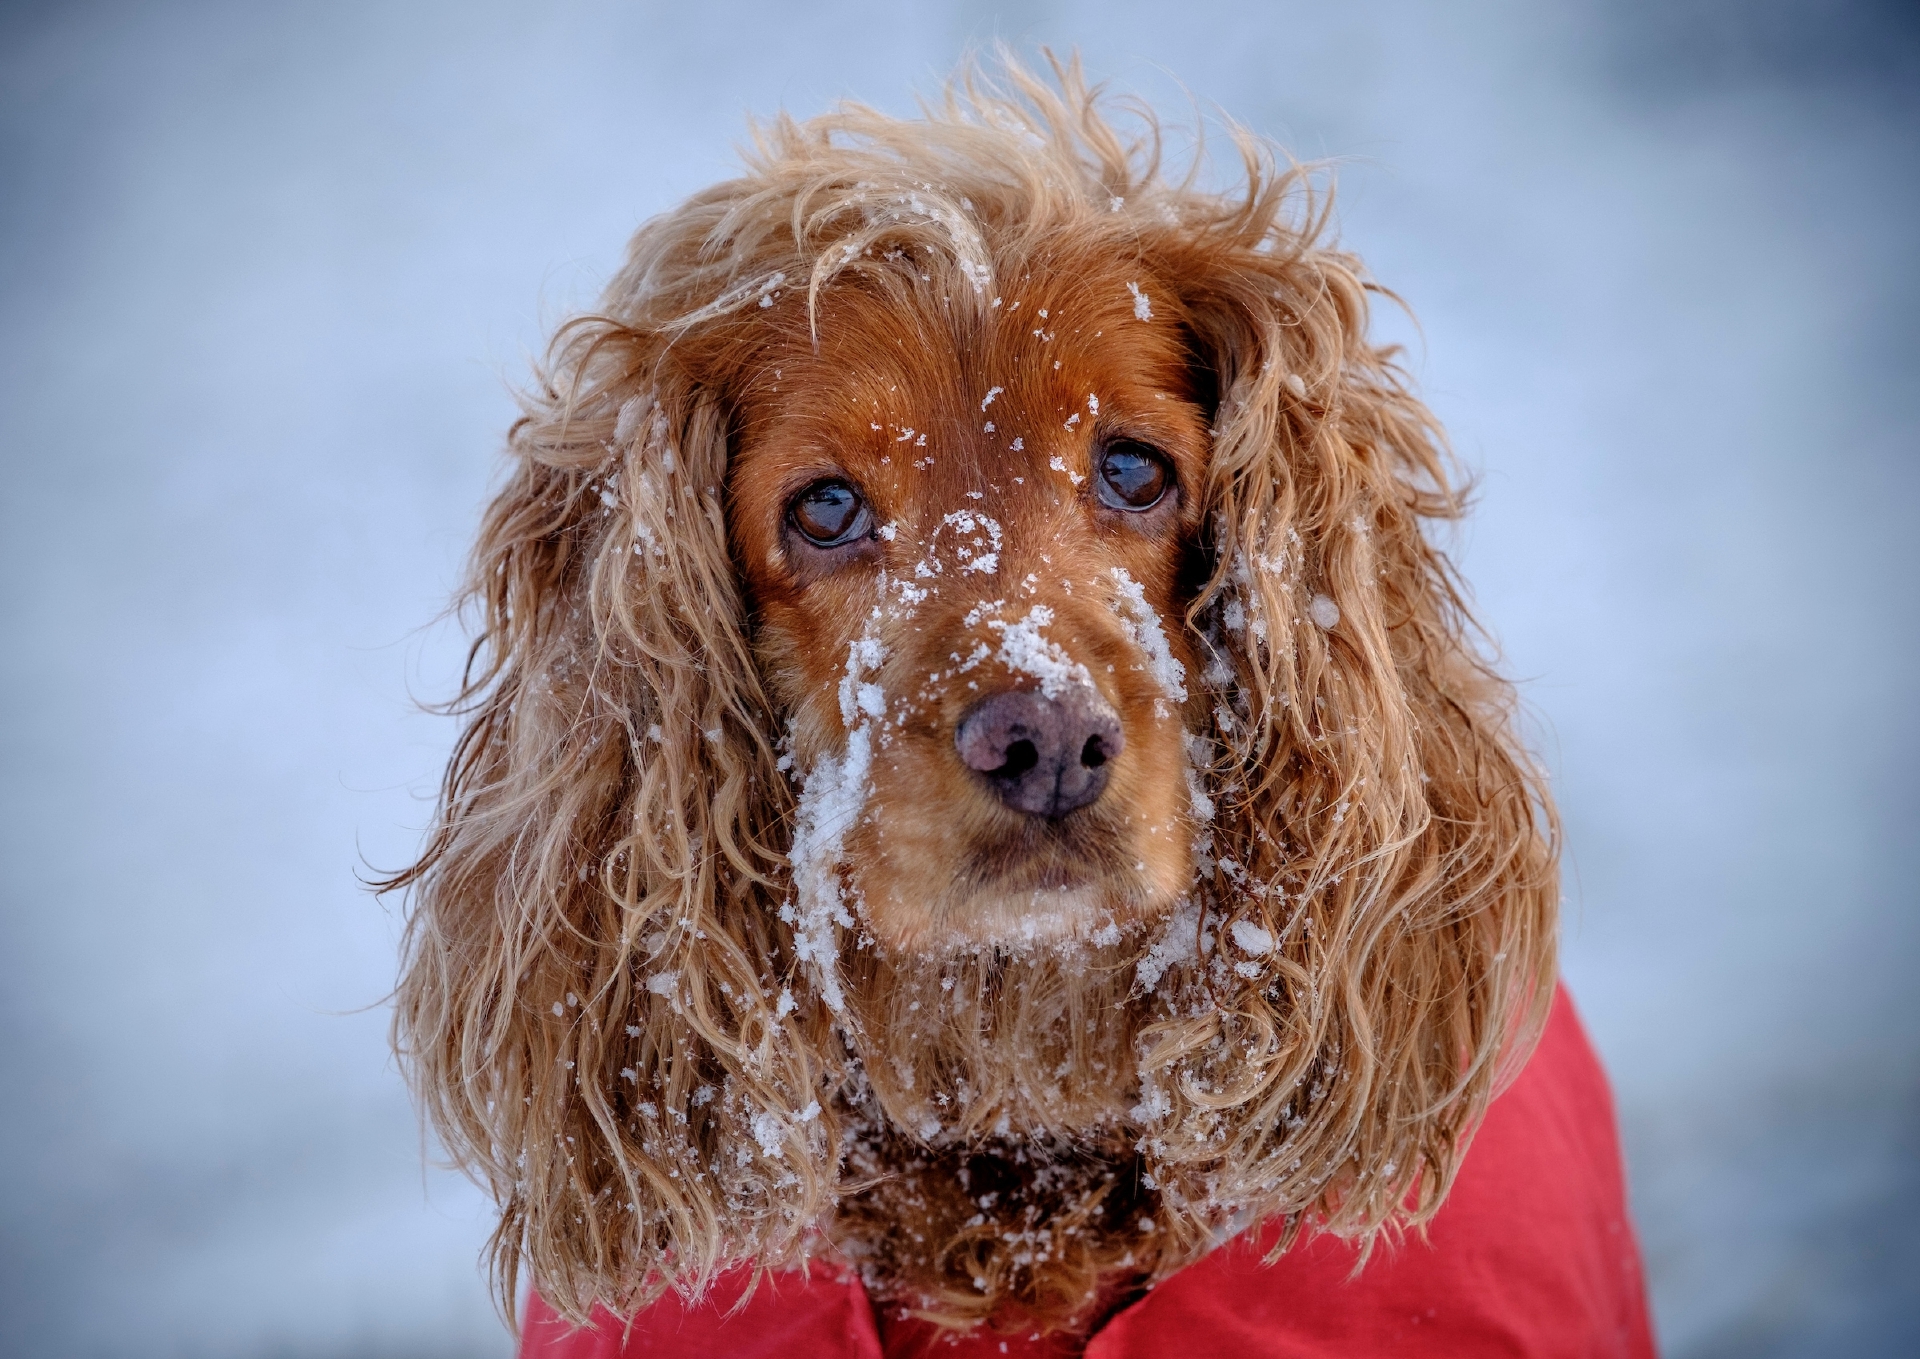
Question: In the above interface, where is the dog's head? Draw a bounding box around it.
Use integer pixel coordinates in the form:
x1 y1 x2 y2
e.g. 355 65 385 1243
733 247 1211 955
391 59 1558 1338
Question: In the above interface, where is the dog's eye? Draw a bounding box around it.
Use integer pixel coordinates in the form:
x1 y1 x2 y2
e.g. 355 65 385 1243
1095 441 1172 512
788 479 873 546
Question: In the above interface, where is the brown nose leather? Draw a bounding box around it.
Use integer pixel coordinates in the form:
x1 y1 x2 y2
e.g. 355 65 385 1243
954 688 1123 818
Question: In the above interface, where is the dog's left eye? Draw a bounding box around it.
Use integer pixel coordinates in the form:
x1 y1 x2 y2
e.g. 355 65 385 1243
1095 441 1172 512
788 479 873 546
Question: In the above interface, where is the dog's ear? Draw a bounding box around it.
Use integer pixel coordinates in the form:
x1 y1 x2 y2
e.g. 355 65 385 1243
386 319 838 1324
1136 197 1560 1245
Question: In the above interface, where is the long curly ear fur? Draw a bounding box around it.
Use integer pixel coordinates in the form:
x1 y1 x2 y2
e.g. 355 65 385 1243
383 314 849 1322
386 51 1557 1336
1123 143 1560 1253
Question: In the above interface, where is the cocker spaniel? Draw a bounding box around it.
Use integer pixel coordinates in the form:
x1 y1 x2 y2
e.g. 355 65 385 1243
389 56 1558 1343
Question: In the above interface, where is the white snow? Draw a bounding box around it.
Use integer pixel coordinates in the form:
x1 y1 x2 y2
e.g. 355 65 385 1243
1110 567 1188 717
750 1110 785 1157
613 393 652 447
788 617 890 1014
1229 920 1275 955
1135 899 1199 995
985 605 1097 700
940 509 1002 576
1183 731 1216 827
956 256 991 295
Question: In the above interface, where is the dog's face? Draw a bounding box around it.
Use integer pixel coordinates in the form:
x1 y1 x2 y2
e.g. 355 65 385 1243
731 257 1210 953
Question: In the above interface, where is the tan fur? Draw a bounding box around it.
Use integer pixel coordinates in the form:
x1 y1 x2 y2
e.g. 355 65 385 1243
384 53 1559 1342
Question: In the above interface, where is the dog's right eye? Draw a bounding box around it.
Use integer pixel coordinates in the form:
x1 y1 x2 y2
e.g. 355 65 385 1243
788 479 873 547
1095 440 1173 512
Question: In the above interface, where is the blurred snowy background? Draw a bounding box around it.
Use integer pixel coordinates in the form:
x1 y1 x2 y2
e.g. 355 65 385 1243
1 1 1914 1355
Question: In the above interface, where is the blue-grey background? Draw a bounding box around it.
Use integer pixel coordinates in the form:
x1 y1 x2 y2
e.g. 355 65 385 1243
2 2 1914 1355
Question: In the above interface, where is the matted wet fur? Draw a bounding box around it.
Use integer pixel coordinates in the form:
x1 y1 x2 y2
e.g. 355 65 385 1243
385 53 1559 1343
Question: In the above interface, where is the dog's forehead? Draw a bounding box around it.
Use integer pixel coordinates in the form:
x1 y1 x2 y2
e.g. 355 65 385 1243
732 267 1208 500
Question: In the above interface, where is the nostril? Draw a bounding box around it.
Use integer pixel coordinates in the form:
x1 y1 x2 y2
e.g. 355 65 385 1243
999 739 1040 778
955 688 1122 818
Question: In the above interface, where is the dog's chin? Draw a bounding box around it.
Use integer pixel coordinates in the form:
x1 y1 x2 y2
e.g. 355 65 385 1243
863 870 1178 956
932 883 1111 952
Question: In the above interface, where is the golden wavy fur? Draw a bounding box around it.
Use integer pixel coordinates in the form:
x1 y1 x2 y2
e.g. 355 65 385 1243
386 54 1559 1343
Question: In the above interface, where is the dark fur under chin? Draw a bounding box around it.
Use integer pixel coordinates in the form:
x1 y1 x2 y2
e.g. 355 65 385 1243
830 1120 1165 1335
827 932 1192 1331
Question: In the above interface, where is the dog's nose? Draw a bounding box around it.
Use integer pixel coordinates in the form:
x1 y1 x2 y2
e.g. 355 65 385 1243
954 688 1123 818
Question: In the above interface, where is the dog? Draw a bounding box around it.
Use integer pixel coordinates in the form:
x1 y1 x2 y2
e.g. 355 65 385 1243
388 56 1563 1345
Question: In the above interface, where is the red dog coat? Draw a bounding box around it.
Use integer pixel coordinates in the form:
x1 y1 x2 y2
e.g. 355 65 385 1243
520 985 1655 1358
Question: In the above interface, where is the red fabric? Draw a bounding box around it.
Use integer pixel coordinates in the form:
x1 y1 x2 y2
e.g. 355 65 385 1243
520 984 1655 1358
518 1268 885 1359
